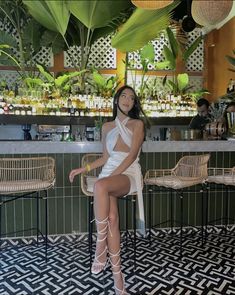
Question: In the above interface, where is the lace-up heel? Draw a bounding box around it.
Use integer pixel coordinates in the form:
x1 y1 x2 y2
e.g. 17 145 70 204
109 250 128 295
91 216 110 274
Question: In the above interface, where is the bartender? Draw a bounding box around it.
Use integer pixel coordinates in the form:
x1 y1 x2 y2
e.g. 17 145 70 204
189 98 211 130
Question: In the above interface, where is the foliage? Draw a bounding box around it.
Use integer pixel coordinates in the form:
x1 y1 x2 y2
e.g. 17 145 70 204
24 64 87 97
88 70 121 98
0 0 46 78
111 1 180 52
22 0 132 92
163 73 192 96
162 27 203 71
163 73 209 98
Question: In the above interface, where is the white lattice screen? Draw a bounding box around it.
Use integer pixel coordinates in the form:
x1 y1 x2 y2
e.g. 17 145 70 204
127 28 204 72
64 35 116 69
186 28 204 72
128 33 169 70
0 70 21 87
0 19 53 68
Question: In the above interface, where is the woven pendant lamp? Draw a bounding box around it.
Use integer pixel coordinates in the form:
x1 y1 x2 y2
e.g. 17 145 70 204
191 0 233 26
131 0 173 10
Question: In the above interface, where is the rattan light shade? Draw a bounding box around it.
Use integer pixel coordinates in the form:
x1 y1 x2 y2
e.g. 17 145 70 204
131 0 173 10
191 0 233 26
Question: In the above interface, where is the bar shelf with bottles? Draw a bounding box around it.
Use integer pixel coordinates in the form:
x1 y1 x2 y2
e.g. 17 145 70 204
0 92 197 120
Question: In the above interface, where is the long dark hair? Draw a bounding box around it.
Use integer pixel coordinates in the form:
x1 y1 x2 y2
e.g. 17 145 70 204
112 85 145 120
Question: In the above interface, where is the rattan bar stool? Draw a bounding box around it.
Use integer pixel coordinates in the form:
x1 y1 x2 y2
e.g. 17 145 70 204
144 154 210 259
81 153 102 270
81 153 137 270
206 167 235 237
0 157 55 251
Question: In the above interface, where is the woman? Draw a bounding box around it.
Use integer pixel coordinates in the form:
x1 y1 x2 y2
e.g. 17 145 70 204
69 85 146 294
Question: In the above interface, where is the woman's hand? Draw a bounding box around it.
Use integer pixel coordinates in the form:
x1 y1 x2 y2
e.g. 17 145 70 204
69 167 85 183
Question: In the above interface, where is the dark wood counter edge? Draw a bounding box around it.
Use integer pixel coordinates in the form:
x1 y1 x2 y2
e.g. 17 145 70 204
0 115 192 126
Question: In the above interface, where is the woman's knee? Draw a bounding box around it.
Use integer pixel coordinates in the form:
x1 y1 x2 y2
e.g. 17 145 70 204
94 179 107 195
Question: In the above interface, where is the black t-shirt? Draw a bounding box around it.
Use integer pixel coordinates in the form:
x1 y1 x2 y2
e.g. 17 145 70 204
189 114 211 130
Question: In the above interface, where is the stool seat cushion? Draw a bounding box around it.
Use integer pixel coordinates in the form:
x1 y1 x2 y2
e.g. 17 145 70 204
207 175 235 186
145 176 205 189
0 180 54 194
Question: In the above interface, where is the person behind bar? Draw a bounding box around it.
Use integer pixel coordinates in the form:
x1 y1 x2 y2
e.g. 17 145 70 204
218 101 235 130
69 85 146 295
189 98 211 130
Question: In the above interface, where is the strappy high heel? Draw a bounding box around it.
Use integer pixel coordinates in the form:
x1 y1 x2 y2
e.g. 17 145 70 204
109 250 128 295
91 216 110 274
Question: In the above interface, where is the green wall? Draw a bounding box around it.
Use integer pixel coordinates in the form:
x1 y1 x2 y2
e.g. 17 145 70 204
1 151 235 238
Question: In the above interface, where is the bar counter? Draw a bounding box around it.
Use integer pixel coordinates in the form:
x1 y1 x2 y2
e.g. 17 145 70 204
1 140 234 238
0 140 235 154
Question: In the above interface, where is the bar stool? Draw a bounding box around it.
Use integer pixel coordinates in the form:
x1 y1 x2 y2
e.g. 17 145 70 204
206 167 235 236
81 153 102 269
144 154 210 259
81 153 137 270
0 157 55 251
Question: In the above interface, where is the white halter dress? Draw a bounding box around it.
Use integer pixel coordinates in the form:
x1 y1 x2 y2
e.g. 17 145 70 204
99 117 146 236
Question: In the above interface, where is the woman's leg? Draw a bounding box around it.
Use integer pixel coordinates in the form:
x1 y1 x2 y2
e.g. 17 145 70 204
92 175 130 276
108 196 127 294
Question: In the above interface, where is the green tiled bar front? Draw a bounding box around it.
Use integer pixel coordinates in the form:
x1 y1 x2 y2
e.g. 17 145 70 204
0 141 235 238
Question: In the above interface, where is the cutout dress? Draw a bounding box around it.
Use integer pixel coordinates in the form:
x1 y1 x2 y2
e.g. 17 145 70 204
99 117 146 236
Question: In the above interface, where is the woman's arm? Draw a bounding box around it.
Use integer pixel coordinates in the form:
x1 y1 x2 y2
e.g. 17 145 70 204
69 122 110 183
110 119 144 176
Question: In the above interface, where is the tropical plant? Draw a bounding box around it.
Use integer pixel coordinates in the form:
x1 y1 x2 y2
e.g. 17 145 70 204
0 44 21 69
111 0 180 52
24 64 87 98
225 49 235 72
0 0 46 79
22 0 132 92
163 73 192 96
163 72 209 99
88 70 121 98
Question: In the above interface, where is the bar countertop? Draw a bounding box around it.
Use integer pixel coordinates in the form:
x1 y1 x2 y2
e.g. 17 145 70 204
0 140 234 154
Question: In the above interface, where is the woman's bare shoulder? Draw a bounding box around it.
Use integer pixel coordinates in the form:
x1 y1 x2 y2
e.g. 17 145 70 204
129 118 144 129
102 120 115 133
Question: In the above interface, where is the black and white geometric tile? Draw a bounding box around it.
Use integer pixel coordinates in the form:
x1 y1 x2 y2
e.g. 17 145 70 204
1 230 235 295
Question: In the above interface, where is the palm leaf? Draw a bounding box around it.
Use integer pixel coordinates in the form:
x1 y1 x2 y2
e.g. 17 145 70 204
166 27 179 59
22 19 42 53
140 43 155 64
23 0 69 36
154 60 171 70
177 73 189 91
0 30 17 48
41 30 65 54
163 45 176 69
111 0 180 52
67 0 131 30
183 35 203 61
36 64 54 83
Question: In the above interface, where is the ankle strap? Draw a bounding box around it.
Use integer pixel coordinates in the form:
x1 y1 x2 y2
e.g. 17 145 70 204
109 249 121 257
91 216 113 238
109 250 121 274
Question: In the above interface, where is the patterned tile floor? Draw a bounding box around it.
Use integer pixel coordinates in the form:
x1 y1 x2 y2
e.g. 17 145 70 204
1 230 235 295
